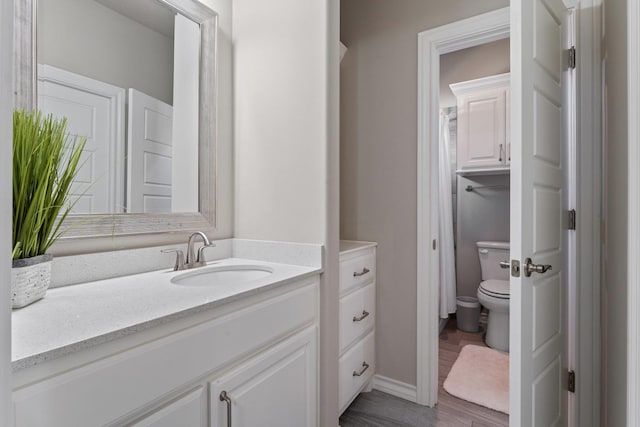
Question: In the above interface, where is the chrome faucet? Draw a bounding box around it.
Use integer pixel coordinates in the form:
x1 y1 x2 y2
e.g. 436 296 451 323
186 231 215 268
162 232 216 271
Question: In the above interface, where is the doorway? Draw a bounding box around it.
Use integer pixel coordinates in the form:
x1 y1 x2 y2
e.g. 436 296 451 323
436 38 511 422
416 4 595 426
416 7 511 408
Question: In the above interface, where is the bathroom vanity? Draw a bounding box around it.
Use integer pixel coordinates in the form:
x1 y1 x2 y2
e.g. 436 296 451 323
11 255 321 427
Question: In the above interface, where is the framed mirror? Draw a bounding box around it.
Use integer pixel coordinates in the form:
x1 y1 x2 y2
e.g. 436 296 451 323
13 0 218 241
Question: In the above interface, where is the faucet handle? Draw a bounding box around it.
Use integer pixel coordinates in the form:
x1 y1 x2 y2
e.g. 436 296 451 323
162 248 185 271
197 243 217 264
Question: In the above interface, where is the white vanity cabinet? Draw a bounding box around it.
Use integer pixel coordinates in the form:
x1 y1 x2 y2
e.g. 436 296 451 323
338 241 377 415
130 387 207 427
11 277 319 427
450 73 510 174
209 327 317 427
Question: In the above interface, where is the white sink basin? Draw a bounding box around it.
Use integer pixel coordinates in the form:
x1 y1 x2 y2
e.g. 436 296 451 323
170 265 274 287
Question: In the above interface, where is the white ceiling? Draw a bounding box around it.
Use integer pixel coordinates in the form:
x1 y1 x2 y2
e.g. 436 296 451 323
94 0 175 38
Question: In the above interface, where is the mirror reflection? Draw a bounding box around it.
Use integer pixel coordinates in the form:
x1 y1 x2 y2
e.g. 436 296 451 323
37 0 200 214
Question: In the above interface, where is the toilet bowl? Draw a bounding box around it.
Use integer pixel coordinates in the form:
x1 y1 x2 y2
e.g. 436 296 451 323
476 241 510 352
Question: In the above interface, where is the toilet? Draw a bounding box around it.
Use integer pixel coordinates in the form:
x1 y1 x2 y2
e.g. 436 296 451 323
476 241 510 352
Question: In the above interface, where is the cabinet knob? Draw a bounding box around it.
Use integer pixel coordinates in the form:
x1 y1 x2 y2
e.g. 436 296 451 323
219 391 232 427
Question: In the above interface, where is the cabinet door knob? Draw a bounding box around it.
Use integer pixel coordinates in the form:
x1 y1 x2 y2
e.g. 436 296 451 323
219 391 232 427
353 267 370 277
352 361 370 377
353 310 370 322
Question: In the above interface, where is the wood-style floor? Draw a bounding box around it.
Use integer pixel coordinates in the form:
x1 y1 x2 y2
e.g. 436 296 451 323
339 315 509 427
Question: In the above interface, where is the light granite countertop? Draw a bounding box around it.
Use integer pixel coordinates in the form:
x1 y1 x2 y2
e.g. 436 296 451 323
12 258 321 371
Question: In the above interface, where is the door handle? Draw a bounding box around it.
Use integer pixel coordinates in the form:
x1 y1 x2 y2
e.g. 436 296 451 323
524 257 552 277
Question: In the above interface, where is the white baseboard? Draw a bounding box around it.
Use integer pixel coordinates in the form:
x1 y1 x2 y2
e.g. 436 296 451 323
371 374 417 403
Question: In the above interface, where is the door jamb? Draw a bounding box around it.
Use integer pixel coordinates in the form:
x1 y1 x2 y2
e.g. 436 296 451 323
416 5 602 424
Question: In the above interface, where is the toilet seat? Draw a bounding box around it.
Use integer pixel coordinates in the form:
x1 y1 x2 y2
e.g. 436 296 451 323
479 279 510 299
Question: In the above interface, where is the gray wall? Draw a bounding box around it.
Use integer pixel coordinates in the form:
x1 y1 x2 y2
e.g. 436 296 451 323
439 38 510 108
340 0 509 386
37 0 174 104
455 175 510 297
603 0 628 424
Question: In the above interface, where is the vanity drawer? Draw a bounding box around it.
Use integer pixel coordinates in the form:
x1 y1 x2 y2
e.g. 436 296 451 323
339 249 376 294
12 279 318 427
339 282 375 354
338 330 375 413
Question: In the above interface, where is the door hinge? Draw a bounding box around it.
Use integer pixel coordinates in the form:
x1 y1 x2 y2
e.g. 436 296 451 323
432 239 437 250
568 370 576 393
568 209 576 230
568 46 576 69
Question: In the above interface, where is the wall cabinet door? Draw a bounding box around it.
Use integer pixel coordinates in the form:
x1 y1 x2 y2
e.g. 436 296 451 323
209 327 317 427
457 88 507 169
451 73 510 172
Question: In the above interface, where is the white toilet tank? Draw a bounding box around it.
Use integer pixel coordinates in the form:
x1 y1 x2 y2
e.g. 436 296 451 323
477 241 510 281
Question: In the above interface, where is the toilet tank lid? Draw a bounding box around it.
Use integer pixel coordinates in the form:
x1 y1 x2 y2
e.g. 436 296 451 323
476 241 509 250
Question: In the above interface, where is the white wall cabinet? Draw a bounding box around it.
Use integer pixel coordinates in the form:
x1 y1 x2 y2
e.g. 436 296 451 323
450 73 510 174
12 278 319 427
338 241 377 415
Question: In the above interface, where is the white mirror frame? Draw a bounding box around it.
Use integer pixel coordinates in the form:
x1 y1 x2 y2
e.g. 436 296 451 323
13 0 218 240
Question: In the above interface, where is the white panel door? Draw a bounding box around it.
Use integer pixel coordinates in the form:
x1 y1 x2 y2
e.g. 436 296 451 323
209 327 317 427
38 65 125 213
510 1 568 426
127 89 173 213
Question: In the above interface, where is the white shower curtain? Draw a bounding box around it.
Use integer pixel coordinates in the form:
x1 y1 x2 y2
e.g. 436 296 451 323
438 111 457 319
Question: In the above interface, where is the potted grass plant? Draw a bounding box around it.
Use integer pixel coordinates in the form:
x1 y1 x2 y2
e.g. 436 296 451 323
11 110 86 308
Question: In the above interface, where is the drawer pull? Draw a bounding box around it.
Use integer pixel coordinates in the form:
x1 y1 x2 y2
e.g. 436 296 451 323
219 391 232 427
353 310 370 322
353 267 370 277
352 361 370 377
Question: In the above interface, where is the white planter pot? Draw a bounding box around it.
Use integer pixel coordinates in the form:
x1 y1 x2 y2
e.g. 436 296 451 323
11 254 53 309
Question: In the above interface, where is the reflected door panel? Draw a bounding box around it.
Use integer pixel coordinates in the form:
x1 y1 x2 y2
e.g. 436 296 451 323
38 65 125 214
127 89 174 213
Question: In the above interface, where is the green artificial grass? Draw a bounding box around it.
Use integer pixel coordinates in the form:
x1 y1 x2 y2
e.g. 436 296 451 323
12 110 86 259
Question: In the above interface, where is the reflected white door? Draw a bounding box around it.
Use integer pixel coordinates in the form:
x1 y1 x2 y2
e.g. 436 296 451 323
127 89 173 213
510 1 568 426
38 65 125 213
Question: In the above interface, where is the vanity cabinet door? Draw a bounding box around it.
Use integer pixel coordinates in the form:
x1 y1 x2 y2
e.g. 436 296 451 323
209 327 317 427
129 387 206 427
